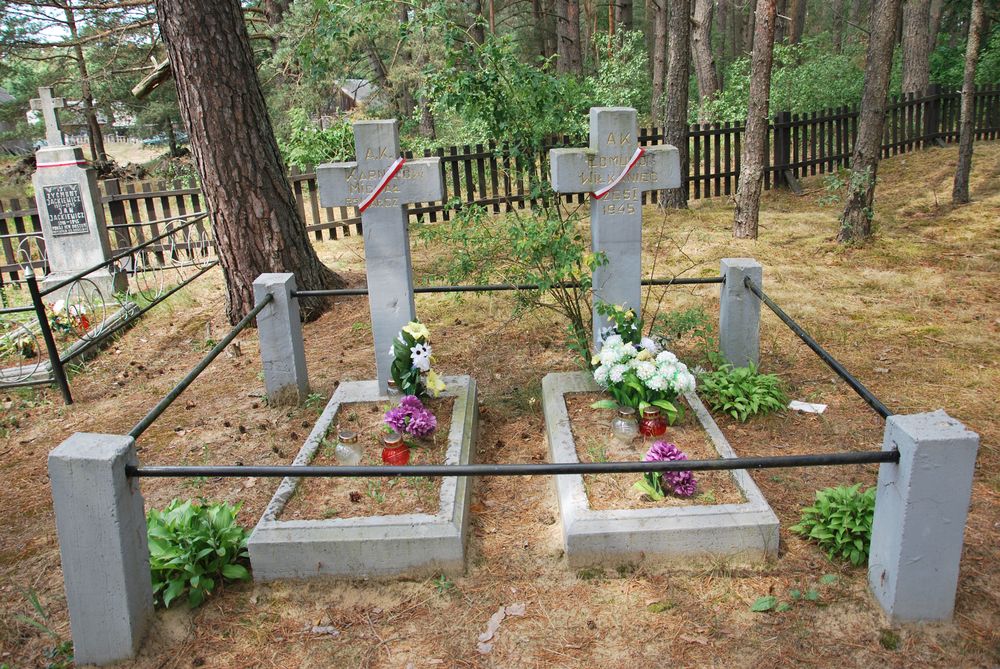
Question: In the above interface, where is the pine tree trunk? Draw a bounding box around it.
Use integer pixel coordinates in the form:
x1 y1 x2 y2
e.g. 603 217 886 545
469 0 486 43
774 0 787 43
929 0 945 47
64 4 107 163
838 0 903 243
692 0 720 122
849 0 865 27
555 0 583 73
660 0 691 209
154 0 343 323
952 0 984 204
901 0 932 93
614 0 633 32
788 0 806 44
650 0 668 123
733 0 777 239
832 0 845 53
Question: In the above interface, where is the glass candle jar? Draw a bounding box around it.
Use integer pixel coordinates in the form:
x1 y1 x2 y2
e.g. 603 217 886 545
639 407 667 437
611 406 639 444
334 429 362 466
381 431 410 465
386 379 401 405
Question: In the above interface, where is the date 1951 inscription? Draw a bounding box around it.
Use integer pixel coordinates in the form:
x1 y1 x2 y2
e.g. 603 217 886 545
43 184 88 236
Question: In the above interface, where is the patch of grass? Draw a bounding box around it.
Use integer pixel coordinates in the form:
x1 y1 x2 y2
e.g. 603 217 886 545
879 628 901 651
646 600 676 613
576 566 605 581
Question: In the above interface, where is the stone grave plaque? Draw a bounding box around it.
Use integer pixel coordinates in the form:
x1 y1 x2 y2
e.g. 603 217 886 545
43 184 89 236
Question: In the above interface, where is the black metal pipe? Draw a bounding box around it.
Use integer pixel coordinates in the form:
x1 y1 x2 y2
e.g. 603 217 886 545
292 276 724 299
40 213 210 297
26 271 72 404
0 305 34 314
127 293 272 440
126 449 898 478
60 262 218 365
744 277 892 419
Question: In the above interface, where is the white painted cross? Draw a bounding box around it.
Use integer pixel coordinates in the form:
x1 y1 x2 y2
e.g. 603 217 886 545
30 87 66 147
550 107 681 348
317 119 444 393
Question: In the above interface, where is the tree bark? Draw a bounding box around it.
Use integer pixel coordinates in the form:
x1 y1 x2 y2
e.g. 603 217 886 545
733 0 777 239
555 0 583 73
901 0 932 93
788 0 806 44
64 3 107 163
650 0 668 123
692 0 720 122
929 0 945 47
832 0 846 53
263 0 290 25
952 0 985 204
849 0 865 28
838 0 903 243
469 0 486 44
154 0 343 323
660 0 691 209
774 0 787 43
614 0 633 32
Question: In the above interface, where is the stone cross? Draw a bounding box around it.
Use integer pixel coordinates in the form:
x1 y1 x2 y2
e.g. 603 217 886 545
317 119 444 393
550 107 681 348
30 87 66 147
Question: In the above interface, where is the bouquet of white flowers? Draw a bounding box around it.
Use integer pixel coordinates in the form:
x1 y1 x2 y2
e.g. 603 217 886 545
390 321 446 398
591 334 696 422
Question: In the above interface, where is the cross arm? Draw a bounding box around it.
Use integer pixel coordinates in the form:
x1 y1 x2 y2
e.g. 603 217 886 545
316 161 358 208
317 157 444 209
550 148 595 194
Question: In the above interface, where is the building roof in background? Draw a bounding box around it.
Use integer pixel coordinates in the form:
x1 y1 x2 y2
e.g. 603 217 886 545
0 87 15 104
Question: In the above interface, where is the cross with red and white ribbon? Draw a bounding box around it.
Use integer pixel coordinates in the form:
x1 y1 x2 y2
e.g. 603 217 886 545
591 147 646 199
358 157 407 212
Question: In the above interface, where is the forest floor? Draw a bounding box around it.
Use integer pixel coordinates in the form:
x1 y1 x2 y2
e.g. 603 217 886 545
1 141 998 668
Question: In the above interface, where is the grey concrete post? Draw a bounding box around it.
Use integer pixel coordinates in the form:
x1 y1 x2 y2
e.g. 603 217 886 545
48 433 153 665
253 273 309 404
719 258 762 367
868 410 979 623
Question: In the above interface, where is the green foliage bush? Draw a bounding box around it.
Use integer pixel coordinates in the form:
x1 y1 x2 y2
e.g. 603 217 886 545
147 499 251 608
791 484 875 567
587 30 650 117
698 362 787 421
280 108 355 169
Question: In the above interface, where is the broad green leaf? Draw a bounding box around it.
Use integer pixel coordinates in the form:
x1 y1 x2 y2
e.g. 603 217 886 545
751 596 777 612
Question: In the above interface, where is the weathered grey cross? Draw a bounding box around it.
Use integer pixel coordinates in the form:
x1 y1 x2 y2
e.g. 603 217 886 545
317 119 444 393
550 107 681 348
30 87 66 147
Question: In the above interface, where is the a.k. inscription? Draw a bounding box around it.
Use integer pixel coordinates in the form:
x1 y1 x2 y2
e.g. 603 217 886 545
43 184 89 236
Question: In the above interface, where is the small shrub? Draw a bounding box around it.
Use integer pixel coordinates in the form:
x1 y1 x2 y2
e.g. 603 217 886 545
698 363 788 421
791 484 876 567
147 499 251 608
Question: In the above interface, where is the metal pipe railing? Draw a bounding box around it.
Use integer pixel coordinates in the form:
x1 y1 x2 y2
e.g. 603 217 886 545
127 449 899 478
127 293 272 440
293 276 724 299
745 276 892 419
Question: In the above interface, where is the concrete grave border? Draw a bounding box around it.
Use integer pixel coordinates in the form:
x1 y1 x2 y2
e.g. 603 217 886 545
248 375 477 580
542 371 779 567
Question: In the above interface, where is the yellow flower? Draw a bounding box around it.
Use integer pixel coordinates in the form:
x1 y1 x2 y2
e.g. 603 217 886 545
591 354 601 366
625 309 635 320
403 321 430 341
426 369 446 397
637 349 652 361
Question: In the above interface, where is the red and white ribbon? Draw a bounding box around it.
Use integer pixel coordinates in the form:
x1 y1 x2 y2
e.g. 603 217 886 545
358 157 406 212
592 147 645 200
37 159 88 168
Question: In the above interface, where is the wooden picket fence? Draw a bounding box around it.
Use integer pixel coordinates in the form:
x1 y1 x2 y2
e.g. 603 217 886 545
3 83 1000 284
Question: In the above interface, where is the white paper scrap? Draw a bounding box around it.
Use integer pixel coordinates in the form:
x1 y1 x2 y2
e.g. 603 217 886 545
788 400 827 414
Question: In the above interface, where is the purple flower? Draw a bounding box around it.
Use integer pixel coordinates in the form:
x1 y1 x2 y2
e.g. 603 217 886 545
384 396 437 438
644 441 697 498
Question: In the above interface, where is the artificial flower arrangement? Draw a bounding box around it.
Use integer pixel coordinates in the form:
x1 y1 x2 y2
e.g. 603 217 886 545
589 302 696 423
48 299 90 335
384 395 437 441
389 321 446 399
634 441 697 500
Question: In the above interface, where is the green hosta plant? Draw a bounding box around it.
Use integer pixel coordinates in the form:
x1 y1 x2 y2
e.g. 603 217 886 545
698 362 787 421
147 499 251 608
791 484 875 567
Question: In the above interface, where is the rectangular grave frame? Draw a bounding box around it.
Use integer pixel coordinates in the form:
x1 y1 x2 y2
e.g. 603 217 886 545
543 371 778 567
248 375 477 580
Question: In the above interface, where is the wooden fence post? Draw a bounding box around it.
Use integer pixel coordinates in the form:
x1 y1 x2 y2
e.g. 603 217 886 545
923 83 944 148
772 111 800 193
102 179 132 251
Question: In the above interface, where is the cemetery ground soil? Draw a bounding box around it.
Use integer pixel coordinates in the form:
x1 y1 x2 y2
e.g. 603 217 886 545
1 142 998 667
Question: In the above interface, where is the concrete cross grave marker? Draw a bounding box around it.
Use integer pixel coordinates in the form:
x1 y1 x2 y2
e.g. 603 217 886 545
317 119 444 393
30 87 66 147
550 107 680 348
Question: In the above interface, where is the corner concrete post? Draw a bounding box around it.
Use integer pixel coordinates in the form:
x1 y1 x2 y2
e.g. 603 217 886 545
253 273 308 405
719 258 762 367
868 410 979 623
48 433 153 665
